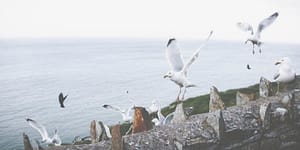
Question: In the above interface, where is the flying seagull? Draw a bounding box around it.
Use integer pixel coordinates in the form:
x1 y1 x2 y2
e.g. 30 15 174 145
25 118 62 146
58 92 68 108
246 64 251 70
163 31 213 101
273 57 296 93
102 104 133 122
237 12 279 54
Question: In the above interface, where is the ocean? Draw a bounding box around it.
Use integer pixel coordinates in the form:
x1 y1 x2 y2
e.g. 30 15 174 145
0 38 299 149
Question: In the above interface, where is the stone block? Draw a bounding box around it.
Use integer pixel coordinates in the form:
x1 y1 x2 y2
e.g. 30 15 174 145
171 102 187 124
112 125 122 150
132 107 152 134
209 86 225 112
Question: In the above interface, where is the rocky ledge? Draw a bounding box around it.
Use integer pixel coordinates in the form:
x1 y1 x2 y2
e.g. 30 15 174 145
25 76 300 150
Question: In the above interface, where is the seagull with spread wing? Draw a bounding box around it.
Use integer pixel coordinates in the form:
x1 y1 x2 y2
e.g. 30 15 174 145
237 12 279 54
163 31 213 101
25 118 62 146
102 104 133 122
152 106 174 126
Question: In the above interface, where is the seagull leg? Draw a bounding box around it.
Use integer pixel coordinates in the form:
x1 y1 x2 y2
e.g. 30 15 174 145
259 45 262 53
252 44 255 55
276 82 280 95
176 87 182 102
181 87 187 101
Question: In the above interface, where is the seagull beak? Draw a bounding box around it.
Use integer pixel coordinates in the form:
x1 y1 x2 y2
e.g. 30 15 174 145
275 61 281 65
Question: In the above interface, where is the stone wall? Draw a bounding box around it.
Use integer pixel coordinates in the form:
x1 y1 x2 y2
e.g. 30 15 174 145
44 76 300 150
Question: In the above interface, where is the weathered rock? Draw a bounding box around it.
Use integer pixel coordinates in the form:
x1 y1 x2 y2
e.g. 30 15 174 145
259 77 274 97
171 102 187 124
90 120 97 144
45 141 111 150
112 125 122 150
205 110 225 140
132 107 152 134
46 76 300 150
236 91 255 106
259 102 271 130
23 133 33 150
209 86 225 112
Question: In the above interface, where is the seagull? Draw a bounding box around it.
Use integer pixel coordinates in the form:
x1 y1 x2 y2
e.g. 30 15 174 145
163 31 213 101
58 92 68 108
102 104 133 122
246 64 251 70
273 57 296 93
152 106 174 126
237 12 279 54
25 118 62 146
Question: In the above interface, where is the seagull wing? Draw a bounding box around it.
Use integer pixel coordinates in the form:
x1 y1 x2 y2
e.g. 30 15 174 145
103 124 112 138
103 104 124 113
166 38 184 72
255 12 279 38
52 130 62 146
58 93 65 107
125 106 133 118
157 107 165 121
273 72 280 80
182 31 213 74
237 22 254 35
63 95 68 101
26 118 49 141
163 112 174 125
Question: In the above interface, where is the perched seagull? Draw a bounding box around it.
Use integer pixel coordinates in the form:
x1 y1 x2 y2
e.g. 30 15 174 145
148 99 159 113
102 104 133 122
163 31 213 101
58 92 68 108
25 118 62 146
152 107 174 126
237 12 279 54
273 57 296 93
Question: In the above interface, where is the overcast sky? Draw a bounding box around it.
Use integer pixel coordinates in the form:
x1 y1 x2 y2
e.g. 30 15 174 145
0 0 299 43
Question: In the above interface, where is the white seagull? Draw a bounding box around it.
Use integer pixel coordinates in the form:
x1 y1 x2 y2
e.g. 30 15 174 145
152 106 174 126
25 118 62 146
95 121 112 139
237 12 279 54
163 31 213 101
273 57 296 92
102 104 133 122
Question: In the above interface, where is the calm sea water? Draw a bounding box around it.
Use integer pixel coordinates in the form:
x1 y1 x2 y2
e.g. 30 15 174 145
0 38 299 149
